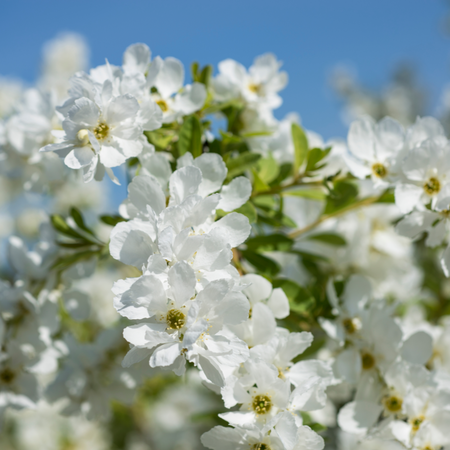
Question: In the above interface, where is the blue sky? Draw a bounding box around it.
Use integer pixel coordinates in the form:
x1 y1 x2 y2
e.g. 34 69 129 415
2 0 449 138
1 0 449 205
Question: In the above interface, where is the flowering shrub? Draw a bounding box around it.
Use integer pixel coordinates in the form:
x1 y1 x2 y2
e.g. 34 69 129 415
0 34 450 450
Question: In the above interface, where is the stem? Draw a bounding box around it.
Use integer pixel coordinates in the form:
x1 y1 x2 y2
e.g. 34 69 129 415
287 195 381 239
232 248 245 275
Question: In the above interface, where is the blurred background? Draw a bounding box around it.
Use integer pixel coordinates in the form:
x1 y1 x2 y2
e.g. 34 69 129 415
1 1 450 449
2 0 450 139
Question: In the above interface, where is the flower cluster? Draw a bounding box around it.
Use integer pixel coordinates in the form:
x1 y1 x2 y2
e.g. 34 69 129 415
2 34 450 450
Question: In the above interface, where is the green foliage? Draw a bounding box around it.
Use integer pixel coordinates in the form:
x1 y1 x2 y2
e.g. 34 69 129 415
226 152 261 180
100 215 127 226
256 153 280 184
246 234 293 252
144 129 174 150
291 123 308 175
283 189 327 201
307 232 347 246
178 115 203 157
191 62 213 87
240 250 280 277
305 147 331 173
324 179 359 214
273 279 316 315
51 212 105 273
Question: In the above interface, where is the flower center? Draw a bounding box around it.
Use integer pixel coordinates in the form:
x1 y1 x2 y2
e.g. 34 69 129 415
93 122 109 140
383 395 403 413
166 309 186 330
361 352 375 370
372 163 387 178
248 82 262 94
252 394 272 415
253 444 270 450
343 318 357 334
423 177 440 195
76 129 90 146
0 368 15 384
410 415 424 432
156 99 169 112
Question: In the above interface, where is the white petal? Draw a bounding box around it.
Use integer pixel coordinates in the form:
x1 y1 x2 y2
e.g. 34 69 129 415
68 97 99 126
194 153 227 197
123 43 150 74
99 142 128 168
169 165 202 205
150 342 181 367
395 183 423 214
155 57 184 99
201 426 246 450
267 287 290 319
122 347 152 368
109 221 154 267
128 174 166 215
168 261 196 307
252 303 276 346
337 400 382 434
401 331 433 365
64 147 95 169
347 117 376 161
241 274 272 304
293 426 324 450
123 323 172 347
218 177 252 211
105 94 139 124
174 82 207 115
210 213 251 248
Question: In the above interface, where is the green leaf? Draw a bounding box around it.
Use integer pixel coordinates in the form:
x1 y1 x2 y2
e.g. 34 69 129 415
70 207 95 237
305 147 331 173
226 153 261 180
51 215 89 241
291 123 308 175
246 234 293 252
240 250 280 276
144 130 174 150
199 65 213 87
307 233 347 246
51 250 99 271
323 179 359 214
241 130 273 138
252 195 276 209
234 201 257 224
191 61 200 81
257 153 280 184
270 162 293 186
178 115 202 157
100 215 126 226
283 189 326 201
252 169 270 193
375 190 395 203
272 279 315 314
56 241 95 249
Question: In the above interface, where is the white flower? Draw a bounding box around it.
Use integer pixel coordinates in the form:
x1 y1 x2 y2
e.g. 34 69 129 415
213 54 288 109
121 262 249 386
151 57 207 123
250 330 336 411
346 116 405 186
395 136 450 214
202 412 324 450
110 156 251 279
